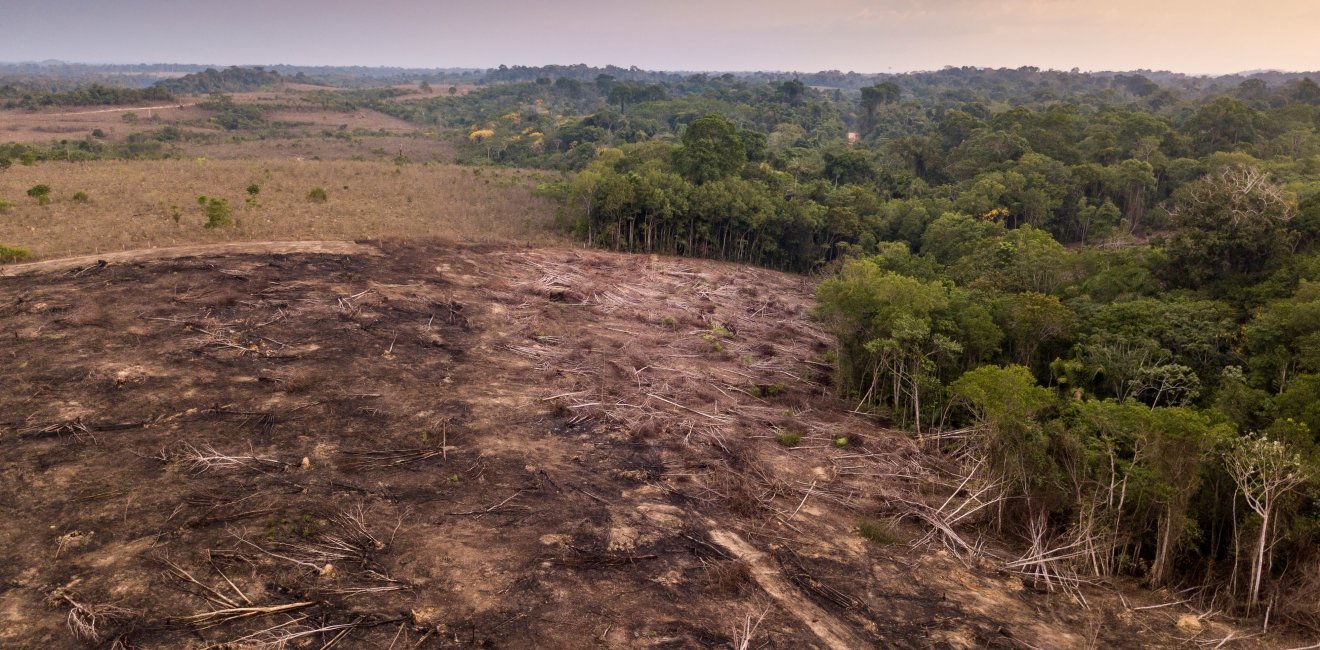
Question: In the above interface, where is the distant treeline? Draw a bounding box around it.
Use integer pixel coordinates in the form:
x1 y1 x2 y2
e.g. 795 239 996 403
154 67 285 94
6 61 1320 93
0 83 174 109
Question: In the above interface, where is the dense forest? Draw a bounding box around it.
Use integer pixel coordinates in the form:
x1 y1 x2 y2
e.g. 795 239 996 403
378 66 1320 623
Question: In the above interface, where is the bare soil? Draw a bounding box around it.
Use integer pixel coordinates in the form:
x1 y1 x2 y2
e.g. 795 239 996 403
0 241 1271 648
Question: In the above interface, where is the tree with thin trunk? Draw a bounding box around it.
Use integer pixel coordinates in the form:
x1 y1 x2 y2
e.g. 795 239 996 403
1223 434 1310 611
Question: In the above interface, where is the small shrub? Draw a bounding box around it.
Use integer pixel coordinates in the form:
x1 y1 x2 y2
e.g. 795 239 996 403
0 198 12 213
264 513 318 540
708 321 733 338
705 559 752 595
201 197 233 229
121 112 138 124
834 435 850 448
857 517 901 545
774 428 801 447
91 128 106 139
0 244 31 264
307 187 328 203
72 191 90 204
26 184 51 206
246 184 260 196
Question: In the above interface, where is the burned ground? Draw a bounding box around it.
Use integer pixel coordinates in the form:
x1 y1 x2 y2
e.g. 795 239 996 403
0 242 1264 648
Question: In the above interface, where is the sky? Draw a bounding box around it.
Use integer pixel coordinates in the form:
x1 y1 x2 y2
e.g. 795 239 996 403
0 0 1316 75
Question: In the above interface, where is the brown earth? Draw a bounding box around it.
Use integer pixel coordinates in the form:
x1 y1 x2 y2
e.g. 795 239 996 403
0 241 1277 648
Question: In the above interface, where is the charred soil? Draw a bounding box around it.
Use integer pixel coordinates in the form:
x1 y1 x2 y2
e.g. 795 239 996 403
0 241 1266 648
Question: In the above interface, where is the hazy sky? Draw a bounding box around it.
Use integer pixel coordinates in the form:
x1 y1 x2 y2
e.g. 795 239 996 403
1 0 1316 74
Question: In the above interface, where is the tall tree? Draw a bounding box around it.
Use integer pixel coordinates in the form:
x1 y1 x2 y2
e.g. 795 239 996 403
673 114 746 184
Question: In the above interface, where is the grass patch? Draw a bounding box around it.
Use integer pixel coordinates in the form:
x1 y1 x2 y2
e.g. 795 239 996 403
774 427 801 447
857 516 902 545
0 244 31 263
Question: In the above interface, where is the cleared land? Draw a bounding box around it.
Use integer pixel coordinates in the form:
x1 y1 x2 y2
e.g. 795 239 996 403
0 160 562 259
0 84 459 161
0 104 210 143
0 241 1266 648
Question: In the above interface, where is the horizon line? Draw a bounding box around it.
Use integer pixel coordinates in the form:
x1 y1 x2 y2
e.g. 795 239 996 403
3 60 1319 80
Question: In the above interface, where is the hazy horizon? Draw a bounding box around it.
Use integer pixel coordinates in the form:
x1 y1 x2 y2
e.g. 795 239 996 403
1 0 1317 76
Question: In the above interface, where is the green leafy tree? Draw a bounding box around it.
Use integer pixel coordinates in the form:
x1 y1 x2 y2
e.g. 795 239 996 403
993 292 1077 370
673 114 746 184
817 261 961 432
950 365 1056 520
860 82 900 133
1165 165 1295 287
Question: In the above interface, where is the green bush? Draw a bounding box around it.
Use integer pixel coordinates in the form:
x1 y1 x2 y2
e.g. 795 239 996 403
774 427 802 447
0 244 31 264
198 196 233 228
307 187 328 203
0 198 12 213
72 191 90 203
26 184 51 205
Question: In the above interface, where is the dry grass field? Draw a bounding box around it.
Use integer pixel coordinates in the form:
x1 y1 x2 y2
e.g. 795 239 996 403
0 85 461 167
181 133 458 162
0 160 564 259
0 104 209 143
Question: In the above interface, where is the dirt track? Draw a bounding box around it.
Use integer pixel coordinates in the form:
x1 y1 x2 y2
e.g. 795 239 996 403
0 241 1249 648
31 104 198 117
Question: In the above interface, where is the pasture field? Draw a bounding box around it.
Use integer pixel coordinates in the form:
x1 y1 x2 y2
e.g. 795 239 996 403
0 159 563 259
